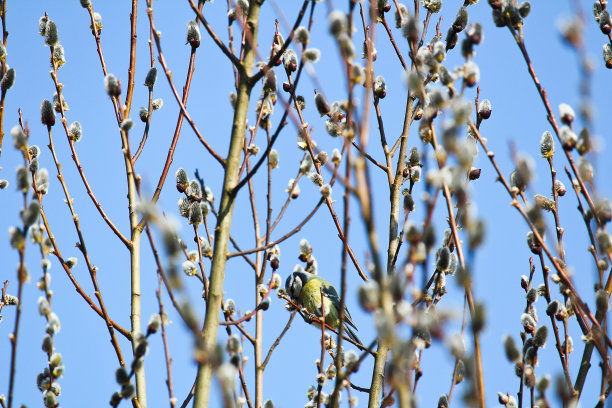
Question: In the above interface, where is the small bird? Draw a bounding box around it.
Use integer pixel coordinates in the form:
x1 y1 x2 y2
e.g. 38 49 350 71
285 271 362 345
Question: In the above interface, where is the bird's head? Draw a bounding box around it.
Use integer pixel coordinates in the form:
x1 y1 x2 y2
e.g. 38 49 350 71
285 271 310 300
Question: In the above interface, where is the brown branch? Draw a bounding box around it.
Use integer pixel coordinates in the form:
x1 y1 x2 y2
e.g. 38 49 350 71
146 6 225 167
124 0 138 116
261 313 295 370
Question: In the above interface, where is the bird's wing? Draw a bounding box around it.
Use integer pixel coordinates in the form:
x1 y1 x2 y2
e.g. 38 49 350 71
321 284 358 331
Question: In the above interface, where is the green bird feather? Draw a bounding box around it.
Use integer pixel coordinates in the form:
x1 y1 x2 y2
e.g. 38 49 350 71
286 271 362 345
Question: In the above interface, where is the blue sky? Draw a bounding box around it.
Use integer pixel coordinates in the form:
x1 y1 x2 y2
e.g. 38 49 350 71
0 1 610 407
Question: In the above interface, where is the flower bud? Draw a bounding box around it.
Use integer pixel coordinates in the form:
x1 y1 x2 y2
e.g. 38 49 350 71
534 325 547 347
44 20 59 46
395 4 408 28
452 7 468 33
596 289 609 313
329 10 348 38
596 228 612 254
69 121 82 142
314 91 330 117
503 335 520 362
295 26 309 44
116 367 130 385
423 0 441 13
1 67 15 92
604 43 612 69
518 1 531 18
478 99 491 119
304 48 321 63
576 128 591 155
559 125 576 149
558 103 575 125
540 131 554 158
189 201 203 225
144 67 157 88
104 74 121 98
40 99 55 126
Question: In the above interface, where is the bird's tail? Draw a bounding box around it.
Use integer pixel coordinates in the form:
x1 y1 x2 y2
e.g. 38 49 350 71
344 325 362 345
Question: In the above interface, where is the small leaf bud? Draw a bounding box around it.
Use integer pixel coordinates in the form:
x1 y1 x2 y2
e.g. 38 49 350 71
80 0 91 7
40 99 55 126
0 179 8 189
144 67 157 88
